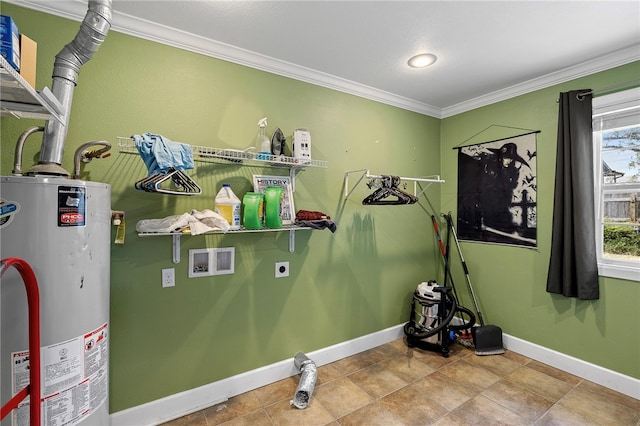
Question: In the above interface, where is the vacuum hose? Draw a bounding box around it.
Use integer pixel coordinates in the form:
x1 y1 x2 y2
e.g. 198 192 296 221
404 290 457 339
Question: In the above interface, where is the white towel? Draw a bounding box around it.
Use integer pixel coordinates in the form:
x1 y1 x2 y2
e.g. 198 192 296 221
136 210 230 235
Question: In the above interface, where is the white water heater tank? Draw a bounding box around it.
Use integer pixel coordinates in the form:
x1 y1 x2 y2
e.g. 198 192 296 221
1 176 111 426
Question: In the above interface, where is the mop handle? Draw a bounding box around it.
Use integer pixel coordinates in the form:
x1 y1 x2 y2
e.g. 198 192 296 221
445 213 486 327
432 214 460 301
431 215 446 256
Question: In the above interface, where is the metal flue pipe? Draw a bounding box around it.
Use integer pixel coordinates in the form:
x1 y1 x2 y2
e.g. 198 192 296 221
27 0 112 176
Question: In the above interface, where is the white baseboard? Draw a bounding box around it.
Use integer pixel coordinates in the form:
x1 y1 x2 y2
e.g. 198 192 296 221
111 326 639 426
502 334 640 400
110 325 405 426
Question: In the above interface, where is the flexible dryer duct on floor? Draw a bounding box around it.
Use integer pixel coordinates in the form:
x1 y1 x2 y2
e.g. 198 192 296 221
290 353 318 409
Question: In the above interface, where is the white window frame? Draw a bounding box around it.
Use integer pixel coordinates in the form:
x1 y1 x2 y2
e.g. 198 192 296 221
592 87 640 282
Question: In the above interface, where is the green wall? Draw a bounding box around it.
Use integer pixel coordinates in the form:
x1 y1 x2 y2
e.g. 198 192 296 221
1 5 441 412
1 4 637 414
440 62 640 381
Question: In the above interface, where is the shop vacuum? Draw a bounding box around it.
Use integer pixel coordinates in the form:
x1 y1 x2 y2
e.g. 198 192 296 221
403 215 476 357
404 213 504 357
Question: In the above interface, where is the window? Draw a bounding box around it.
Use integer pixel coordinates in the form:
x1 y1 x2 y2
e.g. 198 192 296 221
592 87 640 281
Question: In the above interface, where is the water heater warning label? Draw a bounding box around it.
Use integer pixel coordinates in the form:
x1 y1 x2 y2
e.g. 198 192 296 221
57 186 86 227
10 323 108 426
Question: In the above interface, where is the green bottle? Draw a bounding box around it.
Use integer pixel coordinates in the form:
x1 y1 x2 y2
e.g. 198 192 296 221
242 192 264 230
264 186 283 228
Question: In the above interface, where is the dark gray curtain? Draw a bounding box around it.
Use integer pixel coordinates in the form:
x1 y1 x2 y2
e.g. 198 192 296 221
546 90 599 300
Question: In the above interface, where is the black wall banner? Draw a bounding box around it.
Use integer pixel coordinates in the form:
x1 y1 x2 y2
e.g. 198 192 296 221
456 131 538 248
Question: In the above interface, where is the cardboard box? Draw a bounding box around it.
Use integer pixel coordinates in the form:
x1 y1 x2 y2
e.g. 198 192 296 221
19 34 36 88
0 14 20 71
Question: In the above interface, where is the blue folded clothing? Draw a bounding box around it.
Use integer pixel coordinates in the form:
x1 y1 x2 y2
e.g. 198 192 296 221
133 133 194 174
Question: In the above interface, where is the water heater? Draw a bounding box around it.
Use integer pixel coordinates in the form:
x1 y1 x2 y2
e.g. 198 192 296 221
1 176 111 426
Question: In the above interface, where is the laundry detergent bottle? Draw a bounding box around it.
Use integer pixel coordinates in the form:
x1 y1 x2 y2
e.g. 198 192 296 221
264 186 283 228
255 117 271 160
215 183 241 230
242 192 264 230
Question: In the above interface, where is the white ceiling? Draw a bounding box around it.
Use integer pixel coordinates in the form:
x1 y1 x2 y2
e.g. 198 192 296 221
10 0 640 117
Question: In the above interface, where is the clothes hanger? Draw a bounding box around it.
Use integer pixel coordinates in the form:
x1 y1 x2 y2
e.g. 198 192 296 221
134 168 202 196
134 172 164 191
168 169 201 194
362 175 418 205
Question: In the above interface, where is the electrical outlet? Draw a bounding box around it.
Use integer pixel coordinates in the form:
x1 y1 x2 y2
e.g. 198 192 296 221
275 261 289 278
162 268 175 287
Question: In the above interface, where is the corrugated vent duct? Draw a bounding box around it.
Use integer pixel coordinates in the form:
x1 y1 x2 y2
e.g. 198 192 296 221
26 0 112 177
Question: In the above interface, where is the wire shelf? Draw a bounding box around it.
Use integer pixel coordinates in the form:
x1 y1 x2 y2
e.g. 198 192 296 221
0 55 65 124
138 225 313 260
137 224 311 237
117 137 327 169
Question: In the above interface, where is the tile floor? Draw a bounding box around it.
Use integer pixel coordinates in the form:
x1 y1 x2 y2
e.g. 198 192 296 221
161 338 640 426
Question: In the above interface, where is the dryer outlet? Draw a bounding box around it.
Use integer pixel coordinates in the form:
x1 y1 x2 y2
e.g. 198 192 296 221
275 261 289 278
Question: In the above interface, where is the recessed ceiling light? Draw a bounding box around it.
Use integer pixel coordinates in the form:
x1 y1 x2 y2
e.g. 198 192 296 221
407 53 437 68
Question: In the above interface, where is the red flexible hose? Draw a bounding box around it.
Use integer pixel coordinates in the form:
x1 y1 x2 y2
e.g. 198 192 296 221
0 258 41 426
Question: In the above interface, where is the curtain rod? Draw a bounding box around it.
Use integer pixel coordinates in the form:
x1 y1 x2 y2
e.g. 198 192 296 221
555 79 640 102
574 79 640 101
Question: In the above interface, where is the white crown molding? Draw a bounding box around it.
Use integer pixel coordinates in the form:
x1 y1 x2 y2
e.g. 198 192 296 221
7 1 639 119
8 0 638 119
7 0 443 117
441 44 640 118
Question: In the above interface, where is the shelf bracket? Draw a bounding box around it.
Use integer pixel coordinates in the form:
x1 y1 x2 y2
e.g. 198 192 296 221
172 234 181 264
290 167 299 192
289 229 296 253
415 181 435 199
344 169 370 200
